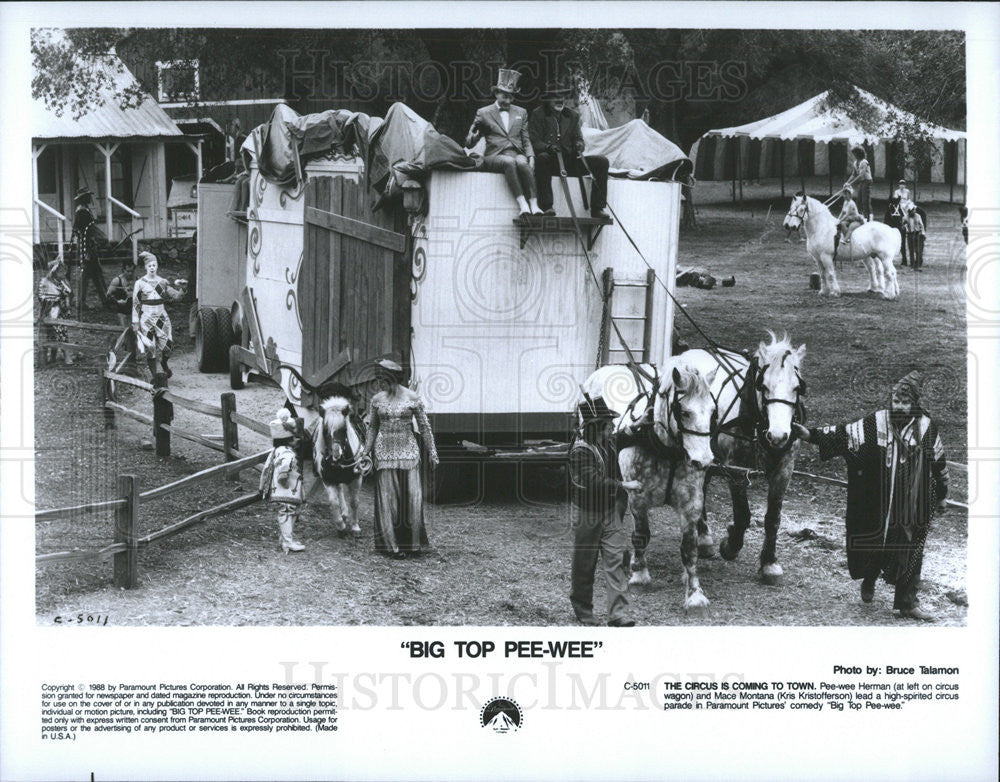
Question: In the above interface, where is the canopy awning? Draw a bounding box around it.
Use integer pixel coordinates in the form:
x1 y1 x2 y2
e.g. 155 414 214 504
702 87 965 145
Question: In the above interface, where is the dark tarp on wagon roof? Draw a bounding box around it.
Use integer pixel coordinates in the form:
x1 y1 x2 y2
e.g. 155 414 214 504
243 102 693 191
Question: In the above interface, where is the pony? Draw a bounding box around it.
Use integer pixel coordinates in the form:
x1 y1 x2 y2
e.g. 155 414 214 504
308 386 366 536
884 196 928 266
682 332 807 586
783 193 901 299
581 357 719 611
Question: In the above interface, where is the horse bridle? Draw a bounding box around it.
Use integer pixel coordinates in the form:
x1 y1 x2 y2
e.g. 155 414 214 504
785 197 809 225
321 411 370 474
658 384 715 450
753 352 806 451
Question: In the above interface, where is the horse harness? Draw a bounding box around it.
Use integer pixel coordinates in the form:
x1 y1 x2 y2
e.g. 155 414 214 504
713 354 807 459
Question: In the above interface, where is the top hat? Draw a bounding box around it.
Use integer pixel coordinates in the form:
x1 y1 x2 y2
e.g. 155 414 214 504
74 186 94 203
541 80 574 99
577 395 617 424
492 68 522 95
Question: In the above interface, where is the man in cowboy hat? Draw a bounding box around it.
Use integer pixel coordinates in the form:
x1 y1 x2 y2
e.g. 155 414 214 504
568 394 642 627
466 68 542 219
529 80 610 218
72 186 109 312
794 371 950 621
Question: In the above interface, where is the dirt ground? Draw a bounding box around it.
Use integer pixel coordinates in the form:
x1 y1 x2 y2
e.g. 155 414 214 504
34 198 969 626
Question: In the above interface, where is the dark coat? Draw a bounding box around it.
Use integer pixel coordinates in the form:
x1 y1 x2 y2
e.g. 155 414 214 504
569 435 625 513
529 105 585 156
811 409 948 579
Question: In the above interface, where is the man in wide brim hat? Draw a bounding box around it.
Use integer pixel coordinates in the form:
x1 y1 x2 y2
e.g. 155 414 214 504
530 78 610 219
794 370 950 621
567 393 639 627
73 186 94 204
466 68 541 219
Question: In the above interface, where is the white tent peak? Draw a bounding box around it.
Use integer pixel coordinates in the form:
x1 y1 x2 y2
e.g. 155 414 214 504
703 86 965 145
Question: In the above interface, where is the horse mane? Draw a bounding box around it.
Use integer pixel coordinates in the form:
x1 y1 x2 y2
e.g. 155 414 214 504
756 330 799 368
320 395 351 418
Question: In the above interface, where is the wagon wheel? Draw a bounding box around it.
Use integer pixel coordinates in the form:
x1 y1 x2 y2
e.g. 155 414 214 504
229 343 249 390
194 307 220 373
214 307 236 372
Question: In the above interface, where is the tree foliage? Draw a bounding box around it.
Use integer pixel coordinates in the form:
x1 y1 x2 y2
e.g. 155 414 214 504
32 26 965 166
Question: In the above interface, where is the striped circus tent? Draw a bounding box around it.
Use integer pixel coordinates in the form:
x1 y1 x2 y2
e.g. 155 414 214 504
690 87 966 201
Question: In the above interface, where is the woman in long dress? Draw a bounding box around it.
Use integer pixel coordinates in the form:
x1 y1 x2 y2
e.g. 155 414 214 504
362 360 439 559
132 251 186 380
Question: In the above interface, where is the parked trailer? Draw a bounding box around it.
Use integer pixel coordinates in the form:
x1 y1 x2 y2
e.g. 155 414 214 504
222 155 680 494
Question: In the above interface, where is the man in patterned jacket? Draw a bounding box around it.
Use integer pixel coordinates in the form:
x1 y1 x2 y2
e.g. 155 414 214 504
794 371 949 621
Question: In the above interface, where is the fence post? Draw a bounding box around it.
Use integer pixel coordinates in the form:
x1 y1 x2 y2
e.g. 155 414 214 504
221 392 239 480
113 474 139 589
153 376 172 457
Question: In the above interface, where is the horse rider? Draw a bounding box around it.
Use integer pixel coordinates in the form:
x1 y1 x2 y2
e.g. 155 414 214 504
849 145 873 221
833 184 865 261
893 178 911 205
904 202 927 271
793 371 949 621
568 394 641 627
72 186 109 313
466 68 542 220
529 80 610 218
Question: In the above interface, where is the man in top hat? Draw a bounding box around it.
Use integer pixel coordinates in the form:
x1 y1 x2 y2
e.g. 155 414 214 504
466 68 541 219
793 371 950 621
72 186 109 312
529 81 610 218
567 394 642 627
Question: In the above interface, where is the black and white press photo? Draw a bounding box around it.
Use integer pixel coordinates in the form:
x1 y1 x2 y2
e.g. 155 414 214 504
27 24 972 627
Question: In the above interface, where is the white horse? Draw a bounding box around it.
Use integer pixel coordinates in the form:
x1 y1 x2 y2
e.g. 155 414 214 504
307 391 365 536
682 332 806 586
581 358 719 611
783 193 901 300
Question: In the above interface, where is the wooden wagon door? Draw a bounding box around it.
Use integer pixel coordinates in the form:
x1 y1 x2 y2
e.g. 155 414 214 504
299 176 409 389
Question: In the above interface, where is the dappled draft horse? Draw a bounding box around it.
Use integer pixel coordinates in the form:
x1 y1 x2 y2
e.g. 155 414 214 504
306 386 366 536
682 332 807 586
884 197 928 267
783 193 901 300
581 359 719 611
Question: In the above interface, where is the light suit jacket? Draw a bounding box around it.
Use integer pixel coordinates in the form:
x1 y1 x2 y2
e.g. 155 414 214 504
467 104 533 158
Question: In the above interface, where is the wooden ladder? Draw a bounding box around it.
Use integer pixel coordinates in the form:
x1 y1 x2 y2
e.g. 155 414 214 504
598 267 656 367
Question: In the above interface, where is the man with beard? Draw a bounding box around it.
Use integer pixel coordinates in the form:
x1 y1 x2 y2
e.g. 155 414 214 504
793 372 949 621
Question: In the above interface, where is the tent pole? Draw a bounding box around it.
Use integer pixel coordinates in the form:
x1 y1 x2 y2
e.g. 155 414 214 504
731 140 736 202
780 142 785 198
799 141 805 194
738 140 743 204
828 143 833 199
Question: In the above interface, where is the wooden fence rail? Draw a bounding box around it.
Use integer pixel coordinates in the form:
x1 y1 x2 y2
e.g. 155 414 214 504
37 371 277 588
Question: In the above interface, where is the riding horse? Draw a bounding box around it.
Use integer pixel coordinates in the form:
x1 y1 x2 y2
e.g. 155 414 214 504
682 332 806 586
784 193 901 300
308 386 366 536
884 196 928 266
581 358 719 611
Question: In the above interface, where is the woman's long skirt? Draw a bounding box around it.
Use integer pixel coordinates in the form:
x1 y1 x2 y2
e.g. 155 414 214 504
374 466 429 555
